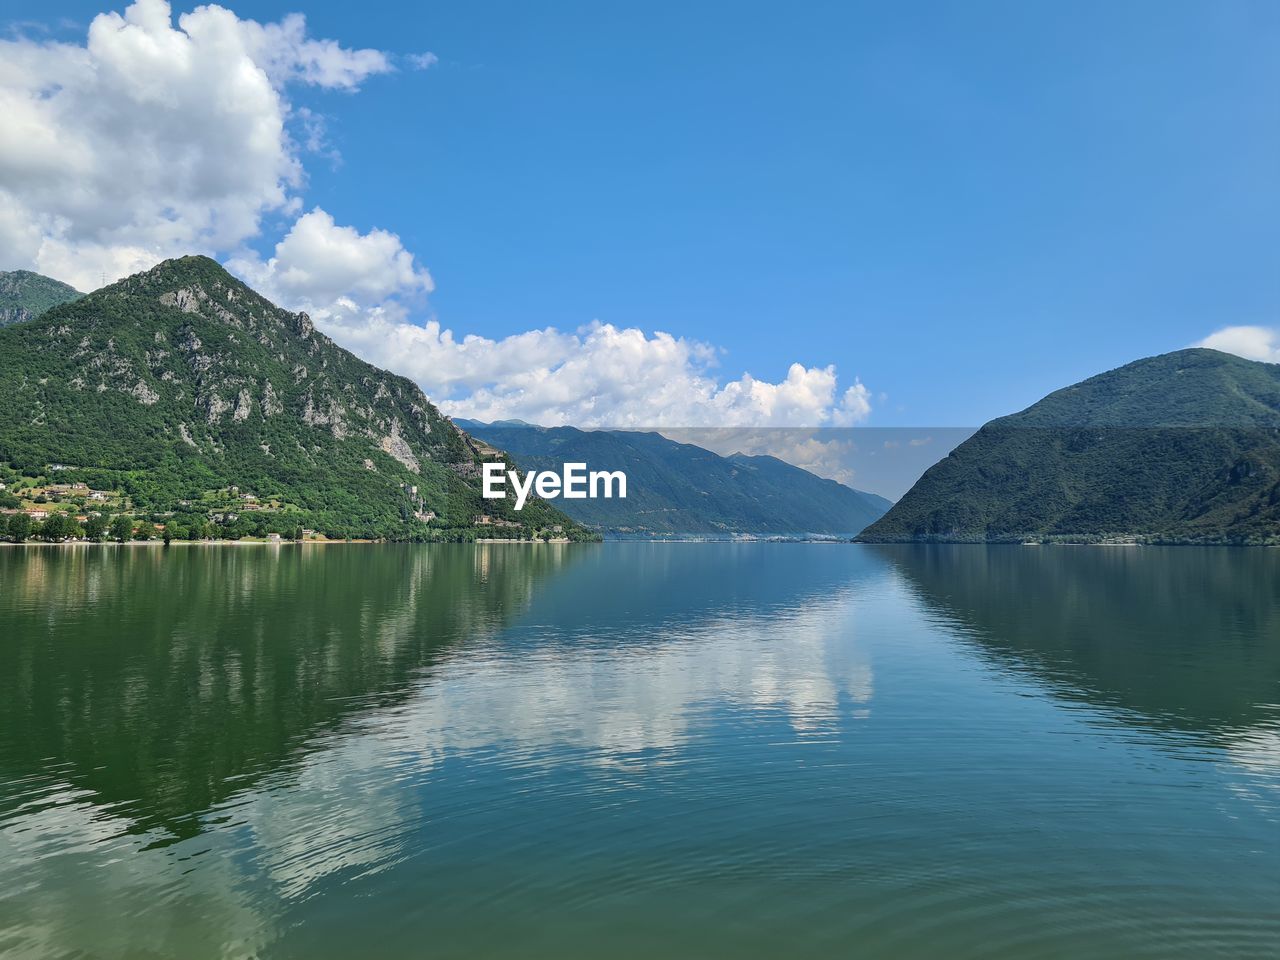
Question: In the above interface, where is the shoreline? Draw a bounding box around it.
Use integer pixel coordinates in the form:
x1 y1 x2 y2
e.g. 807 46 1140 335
856 538 1280 547
3 538 1277 548
0 538 582 547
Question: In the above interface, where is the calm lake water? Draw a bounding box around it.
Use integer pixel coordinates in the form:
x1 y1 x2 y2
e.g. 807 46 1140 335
2 543 1278 959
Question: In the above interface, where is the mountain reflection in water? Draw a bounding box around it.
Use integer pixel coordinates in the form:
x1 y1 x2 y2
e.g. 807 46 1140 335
2 543 1278 960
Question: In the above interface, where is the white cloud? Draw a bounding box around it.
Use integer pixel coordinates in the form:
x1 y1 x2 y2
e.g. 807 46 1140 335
229 207 432 307
662 428 863 486
303 307 872 430
228 209 874 434
0 0 391 290
1196 326 1280 363
2 1 873 445
235 12 390 90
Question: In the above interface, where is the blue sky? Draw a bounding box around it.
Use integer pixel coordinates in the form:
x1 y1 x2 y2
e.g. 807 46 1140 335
4 0 1278 430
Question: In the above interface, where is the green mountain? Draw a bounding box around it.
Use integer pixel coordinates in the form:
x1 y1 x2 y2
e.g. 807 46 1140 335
456 420 892 536
860 348 1280 544
0 270 83 327
0 256 589 540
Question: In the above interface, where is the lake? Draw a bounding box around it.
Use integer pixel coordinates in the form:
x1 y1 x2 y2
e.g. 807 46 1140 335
2 543 1278 958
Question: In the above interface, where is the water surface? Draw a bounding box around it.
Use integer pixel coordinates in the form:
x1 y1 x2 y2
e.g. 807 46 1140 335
2 543 1278 958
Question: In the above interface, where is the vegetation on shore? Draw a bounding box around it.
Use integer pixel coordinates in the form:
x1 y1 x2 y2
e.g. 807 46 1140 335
0 258 594 543
860 349 1280 545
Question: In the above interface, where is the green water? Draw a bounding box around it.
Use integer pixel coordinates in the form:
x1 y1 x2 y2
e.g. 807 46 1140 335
2 543 1278 959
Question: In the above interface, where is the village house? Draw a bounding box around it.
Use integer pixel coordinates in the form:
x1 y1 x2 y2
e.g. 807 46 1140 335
47 483 89 495
474 515 521 529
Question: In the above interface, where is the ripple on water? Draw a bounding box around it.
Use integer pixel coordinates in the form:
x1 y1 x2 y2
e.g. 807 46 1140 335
2 544 1280 959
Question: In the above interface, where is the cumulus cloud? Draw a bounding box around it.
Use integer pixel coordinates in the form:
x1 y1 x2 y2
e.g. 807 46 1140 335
1196 326 1280 363
229 208 433 307
226 208 872 430
0 0 391 290
1 1 874 443
229 208 873 433
302 308 872 429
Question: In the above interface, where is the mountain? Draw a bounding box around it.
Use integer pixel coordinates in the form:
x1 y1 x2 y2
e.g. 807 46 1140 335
456 420 892 536
859 349 1280 544
0 256 588 540
0 270 83 327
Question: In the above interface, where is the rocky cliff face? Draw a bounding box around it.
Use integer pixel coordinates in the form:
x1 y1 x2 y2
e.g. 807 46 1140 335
0 256 584 539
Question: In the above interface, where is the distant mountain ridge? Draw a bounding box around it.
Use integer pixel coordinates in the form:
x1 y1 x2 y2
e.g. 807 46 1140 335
860 349 1280 544
0 270 82 327
0 257 587 540
456 419 891 536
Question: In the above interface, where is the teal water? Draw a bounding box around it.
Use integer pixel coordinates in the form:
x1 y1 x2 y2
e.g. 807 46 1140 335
1 543 1278 958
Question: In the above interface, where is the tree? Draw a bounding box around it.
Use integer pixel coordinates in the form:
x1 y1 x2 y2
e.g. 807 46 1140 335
134 521 156 541
221 517 248 541
7 513 31 543
162 524 173 545
84 513 108 541
109 515 134 543
39 513 70 542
